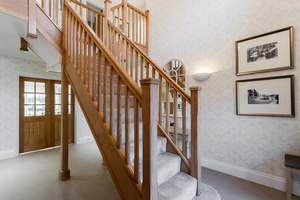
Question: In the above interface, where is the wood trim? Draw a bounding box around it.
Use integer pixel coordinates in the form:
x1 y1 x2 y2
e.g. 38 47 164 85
127 3 146 16
64 54 142 200
110 3 124 12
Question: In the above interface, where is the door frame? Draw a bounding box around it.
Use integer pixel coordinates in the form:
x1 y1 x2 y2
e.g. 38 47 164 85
16 72 76 155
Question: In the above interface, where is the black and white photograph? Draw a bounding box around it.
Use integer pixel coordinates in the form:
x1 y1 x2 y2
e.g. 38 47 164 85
236 75 294 117
247 42 278 63
248 88 279 104
236 26 293 75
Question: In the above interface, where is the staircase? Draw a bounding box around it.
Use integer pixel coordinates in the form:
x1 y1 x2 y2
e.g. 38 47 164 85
1 0 202 199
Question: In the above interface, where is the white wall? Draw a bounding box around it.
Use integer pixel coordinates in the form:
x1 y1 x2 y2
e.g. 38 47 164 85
0 55 93 159
146 0 300 194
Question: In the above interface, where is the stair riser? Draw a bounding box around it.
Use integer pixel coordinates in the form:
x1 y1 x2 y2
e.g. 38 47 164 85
99 95 135 109
100 83 125 95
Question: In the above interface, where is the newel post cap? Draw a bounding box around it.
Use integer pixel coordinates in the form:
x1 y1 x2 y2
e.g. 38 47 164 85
189 86 202 91
140 78 160 85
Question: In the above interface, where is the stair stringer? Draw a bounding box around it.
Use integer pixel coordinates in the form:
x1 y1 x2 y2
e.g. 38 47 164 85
64 54 142 200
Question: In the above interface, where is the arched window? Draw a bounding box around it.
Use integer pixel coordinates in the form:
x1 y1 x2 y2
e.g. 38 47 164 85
162 59 187 117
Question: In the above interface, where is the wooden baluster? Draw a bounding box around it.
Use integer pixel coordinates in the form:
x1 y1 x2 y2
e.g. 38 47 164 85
83 31 87 85
166 82 169 133
118 8 120 29
80 25 83 79
125 86 130 165
190 86 202 195
143 15 146 45
91 11 94 30
159 75 162 125
88 37 92 93
140 56 144 81
182 99 187 156
134 97 140 183
95 14 98 36
110 66 114 135
126 42 129 73
93 44 97 102
113 30 116 57
122 0 128 35
141 78 160 200
75 22 79 71
135 52 138 83
135 11 138 43
104 0 111 46
132 10 135 41
128 8 131 39
80 4 83 17
100 15 103 41
139 13 141 44
117 75 121 148
70 15 73 58
53 0 58 24
145 10 149 47
173 90 177 145
152 66 155 78
49 0 52 17
72 16 75 64
130 47 134 77
86 7 88 24
98 50 102 112
103 58 107 122
146 61 149 78
121 38 125 66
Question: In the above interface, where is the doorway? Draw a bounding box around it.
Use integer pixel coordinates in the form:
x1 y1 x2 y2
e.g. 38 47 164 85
19 77 74 153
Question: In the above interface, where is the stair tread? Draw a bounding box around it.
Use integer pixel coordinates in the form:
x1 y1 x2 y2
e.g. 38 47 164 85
157 152 181 186
158 172 197 200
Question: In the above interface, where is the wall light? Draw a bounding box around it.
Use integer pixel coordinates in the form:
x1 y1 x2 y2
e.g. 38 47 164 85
193 72 211 81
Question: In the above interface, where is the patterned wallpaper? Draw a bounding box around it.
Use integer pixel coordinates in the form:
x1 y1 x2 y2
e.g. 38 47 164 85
146 0 300 179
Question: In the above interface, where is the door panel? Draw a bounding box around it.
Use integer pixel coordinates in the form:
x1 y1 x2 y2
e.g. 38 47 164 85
19 77 74 153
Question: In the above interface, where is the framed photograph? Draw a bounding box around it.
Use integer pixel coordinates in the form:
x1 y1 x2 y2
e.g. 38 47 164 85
236 75 294 117
236 26 293 75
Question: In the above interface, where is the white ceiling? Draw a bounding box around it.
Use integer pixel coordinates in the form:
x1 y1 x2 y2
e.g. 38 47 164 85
0 12 61 73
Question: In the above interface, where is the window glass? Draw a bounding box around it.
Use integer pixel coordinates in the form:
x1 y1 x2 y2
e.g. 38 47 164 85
25 105 34 116
36 82 45 93
25 81 34 93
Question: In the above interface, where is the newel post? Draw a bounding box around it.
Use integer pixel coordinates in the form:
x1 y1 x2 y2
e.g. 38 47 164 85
59 0 70 181
27 0 38 38
141 78 160 200
190 86 202 195
122 0 128 36
104 0 111 46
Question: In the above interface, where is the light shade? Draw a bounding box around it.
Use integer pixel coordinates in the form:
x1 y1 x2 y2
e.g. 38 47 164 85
193 72 211 81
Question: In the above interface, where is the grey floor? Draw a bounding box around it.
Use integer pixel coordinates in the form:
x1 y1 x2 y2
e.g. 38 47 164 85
0 142 299 200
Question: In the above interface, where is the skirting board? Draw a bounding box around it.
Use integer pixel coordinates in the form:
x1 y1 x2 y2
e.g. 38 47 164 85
202 157 300 196
76 136 95 144
0 150 17 160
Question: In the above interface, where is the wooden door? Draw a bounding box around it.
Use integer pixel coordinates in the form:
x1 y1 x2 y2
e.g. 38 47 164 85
19 77 74 153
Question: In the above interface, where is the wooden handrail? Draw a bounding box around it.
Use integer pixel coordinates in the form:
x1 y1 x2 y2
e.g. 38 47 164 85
65 1 142 102
110 3 124 11
127 3 147 17
107 20 191 104
70 0 104 17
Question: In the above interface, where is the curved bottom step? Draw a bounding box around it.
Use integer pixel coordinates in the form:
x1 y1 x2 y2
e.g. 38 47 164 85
192 183 221 200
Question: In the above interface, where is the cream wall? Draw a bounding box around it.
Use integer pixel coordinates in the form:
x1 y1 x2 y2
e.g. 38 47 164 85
146 0 300 193
0 55 93 159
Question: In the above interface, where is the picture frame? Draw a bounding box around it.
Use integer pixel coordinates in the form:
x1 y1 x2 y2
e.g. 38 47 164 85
236 26 293 75
236 75 294 117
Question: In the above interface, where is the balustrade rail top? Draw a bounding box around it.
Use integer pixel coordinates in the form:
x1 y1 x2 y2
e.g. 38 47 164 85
65 1 142 102
107 20 191 104
70 0 105 17
110 3 124 11
127 3 147 16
